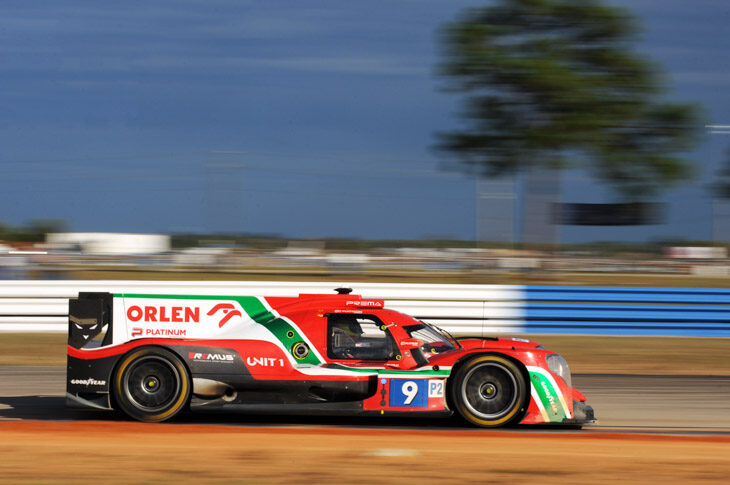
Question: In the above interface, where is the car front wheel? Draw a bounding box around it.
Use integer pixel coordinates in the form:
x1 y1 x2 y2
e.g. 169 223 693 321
451 355 527 427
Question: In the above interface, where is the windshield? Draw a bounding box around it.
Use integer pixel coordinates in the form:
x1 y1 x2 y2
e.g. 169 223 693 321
403 323 457 354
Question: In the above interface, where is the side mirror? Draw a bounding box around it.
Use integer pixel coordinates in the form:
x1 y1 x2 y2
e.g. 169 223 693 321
399 338 424 349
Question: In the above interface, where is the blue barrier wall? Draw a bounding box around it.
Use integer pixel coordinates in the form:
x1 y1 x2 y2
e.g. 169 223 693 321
525 286 730 337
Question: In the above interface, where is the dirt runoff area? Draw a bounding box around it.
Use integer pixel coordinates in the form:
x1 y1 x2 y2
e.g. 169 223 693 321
0 421 728 484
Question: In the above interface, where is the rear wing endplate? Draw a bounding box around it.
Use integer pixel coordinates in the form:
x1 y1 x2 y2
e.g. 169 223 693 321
68 292 114 349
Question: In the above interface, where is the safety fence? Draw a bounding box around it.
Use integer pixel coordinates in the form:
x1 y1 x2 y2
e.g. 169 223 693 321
524 286 730 337
0 281 728 337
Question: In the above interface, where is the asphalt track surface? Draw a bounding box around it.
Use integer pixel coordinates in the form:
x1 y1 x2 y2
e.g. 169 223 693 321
1 366 729 434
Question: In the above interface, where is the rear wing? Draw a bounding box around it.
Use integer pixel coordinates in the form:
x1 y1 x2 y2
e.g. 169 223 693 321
68 292 113 349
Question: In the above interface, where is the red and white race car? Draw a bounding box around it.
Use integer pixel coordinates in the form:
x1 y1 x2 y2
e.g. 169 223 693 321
67 289 594 427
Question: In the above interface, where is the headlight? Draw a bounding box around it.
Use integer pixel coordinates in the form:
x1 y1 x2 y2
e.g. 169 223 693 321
546 354 572 389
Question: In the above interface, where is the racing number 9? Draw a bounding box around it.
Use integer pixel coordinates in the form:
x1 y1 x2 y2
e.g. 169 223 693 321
402 381 418 405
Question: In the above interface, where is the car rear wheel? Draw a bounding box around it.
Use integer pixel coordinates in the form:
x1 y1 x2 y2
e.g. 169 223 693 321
113 347 190 422
451 355 527 427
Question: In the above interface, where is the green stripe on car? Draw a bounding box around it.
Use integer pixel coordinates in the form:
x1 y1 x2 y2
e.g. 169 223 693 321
529 369 567 420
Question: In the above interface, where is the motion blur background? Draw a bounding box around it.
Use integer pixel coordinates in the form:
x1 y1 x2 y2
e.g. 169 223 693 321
2 5 730 483
2 1 730 328
1 0 730 250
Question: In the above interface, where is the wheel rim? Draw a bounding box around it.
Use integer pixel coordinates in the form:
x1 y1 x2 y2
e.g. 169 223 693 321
123 356 181 412
461 362 518 420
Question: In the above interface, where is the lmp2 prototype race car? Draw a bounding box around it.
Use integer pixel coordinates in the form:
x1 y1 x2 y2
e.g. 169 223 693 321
67 289 594 427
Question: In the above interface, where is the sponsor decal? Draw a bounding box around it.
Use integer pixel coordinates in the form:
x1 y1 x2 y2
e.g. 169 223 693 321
132 328 186 337
119 294 324 366
127 305 200 323
146 328 186 337
188 352 235 362
527 367 569 421
540 380 560 415
70 378 106 386
346 300 383 307
206 303 243 328
246 357 285 367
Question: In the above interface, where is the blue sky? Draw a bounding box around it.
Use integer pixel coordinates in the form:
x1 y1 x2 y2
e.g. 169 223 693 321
1 1 729 242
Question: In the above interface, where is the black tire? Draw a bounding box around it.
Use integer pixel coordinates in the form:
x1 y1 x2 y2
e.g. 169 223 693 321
450 355 527 428
112 347 190 422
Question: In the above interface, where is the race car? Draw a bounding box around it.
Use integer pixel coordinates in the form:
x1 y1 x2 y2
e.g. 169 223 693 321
66 288 594 427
